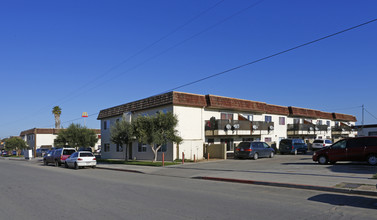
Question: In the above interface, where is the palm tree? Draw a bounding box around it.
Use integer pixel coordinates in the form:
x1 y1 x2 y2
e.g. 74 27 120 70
52 106 62 129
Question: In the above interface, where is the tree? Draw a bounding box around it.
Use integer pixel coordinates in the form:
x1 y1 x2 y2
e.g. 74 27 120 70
54 123 98 150
133 112 182 162
52 106 62 129
110 118 134 161
5 137 28 156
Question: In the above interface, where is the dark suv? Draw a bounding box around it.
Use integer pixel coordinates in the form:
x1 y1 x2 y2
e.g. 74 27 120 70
43 147 76 166
234 141 275 160
313 136 377 165
279 139 307 155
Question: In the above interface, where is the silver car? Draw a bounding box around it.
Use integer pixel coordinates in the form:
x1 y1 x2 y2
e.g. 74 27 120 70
64 151 96 169
312 139 332 150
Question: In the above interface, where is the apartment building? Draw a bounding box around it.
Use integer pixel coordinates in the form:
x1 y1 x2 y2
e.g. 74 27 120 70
97 91 357 161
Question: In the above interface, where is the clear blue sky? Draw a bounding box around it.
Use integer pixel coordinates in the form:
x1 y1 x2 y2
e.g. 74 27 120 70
1 0 377 138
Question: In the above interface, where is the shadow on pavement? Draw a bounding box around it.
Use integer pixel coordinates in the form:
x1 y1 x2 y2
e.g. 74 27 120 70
308 193 377 210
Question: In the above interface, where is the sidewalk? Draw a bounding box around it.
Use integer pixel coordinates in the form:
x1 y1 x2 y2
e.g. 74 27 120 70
97 156 377 197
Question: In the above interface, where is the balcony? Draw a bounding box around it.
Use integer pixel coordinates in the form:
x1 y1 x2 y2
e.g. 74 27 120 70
287 124 329 136
331 125 357 136
205 119 274 136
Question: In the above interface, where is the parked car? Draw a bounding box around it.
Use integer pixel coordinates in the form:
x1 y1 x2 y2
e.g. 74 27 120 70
313 136 377 165
36 148 50 157
234 141 275 160
78 147 92 153
312 139 332 150
64 151 96 169
279 139 307 155
43 147 76 166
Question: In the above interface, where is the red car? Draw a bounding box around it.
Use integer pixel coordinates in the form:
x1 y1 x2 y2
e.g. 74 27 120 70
313 136 377 165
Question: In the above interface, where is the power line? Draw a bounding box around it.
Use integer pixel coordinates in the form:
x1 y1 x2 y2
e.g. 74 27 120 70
38 17 377 129
48 0 227 107
162 18 377 92
1 0 227 129
365 108 377 121
321 106 362 111
56 0 266 105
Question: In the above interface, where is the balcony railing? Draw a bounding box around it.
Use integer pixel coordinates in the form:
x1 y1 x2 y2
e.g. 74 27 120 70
287 124 329 132
205 119 274 136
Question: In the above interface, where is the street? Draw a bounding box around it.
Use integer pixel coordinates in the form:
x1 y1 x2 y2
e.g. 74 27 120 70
0 159 376 220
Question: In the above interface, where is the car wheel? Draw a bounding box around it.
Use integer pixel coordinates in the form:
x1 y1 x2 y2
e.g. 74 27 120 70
303 151 307 155
318 155 328 165
367 155 377 165
270 152 274 158
44 159 48 166
74 162 79 170
253 153 259 160
64 162 68 168
55 160 59 167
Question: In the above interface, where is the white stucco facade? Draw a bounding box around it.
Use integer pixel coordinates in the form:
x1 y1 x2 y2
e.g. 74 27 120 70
98 92 357 161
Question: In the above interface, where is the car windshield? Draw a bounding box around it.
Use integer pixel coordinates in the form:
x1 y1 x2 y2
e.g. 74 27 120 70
63 149 76 155
80 152 94 157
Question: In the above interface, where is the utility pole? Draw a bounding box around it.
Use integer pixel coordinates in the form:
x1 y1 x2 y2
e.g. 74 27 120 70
361 104 364 128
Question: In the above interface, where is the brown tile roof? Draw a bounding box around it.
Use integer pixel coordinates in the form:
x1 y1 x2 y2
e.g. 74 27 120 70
97 92 206 119
265 104 289 115
206 95 266 113
332 113 357 122
97 91 357 122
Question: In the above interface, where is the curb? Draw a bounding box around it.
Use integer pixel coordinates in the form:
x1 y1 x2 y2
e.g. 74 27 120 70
96 166 145 174
194 176 377 197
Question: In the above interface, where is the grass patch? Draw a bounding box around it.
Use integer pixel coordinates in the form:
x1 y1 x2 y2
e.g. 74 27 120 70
174 159 194 163
97 159 178 167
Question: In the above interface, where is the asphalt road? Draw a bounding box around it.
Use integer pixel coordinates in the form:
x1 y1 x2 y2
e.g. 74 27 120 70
1 159 376 220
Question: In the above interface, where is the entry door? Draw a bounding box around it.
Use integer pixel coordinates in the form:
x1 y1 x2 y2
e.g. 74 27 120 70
128 143 133 160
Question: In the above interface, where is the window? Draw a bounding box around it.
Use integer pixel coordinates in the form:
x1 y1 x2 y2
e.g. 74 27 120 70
104 120 108 130
104 144 110 152
207 139 214 144
264 137 272 142
157 144 167 152
335 122 339 126
347 138 364 148
293 118 300 124
242 138 253 142
332 140 346 149
365 137 377 146
279 117 285 125
317 120 322 125
369 132 377 136
221 113 233 120
326 121 331 126
265 116 272 123
263 143 270 148
138 143 147 152
116 144 123 152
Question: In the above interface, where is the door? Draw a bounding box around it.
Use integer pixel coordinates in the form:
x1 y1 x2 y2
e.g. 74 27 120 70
327 139 348 161
346 138 365 161
128 143 133 160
